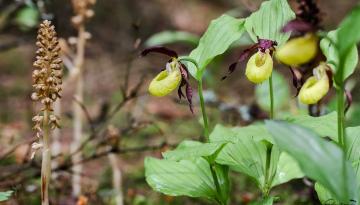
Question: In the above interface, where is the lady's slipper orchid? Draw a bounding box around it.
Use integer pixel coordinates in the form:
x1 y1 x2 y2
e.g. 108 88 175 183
223 38 277 84
298 63 331 104
141 46 193 112
148 61 182 96
278 0 321 67
275 33 318 66
245 50 273 84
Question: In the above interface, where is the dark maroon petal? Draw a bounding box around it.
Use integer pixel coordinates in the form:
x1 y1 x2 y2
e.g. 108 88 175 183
345 89 353 114
140 46 178 58
222 44 258 80
325 69 333 88
178 77 186 99
282 19 314 34
177 63 193 113
178 85 185 99
185 83 193 113
180 63 189 80
258 39 277 52
289 67 303 97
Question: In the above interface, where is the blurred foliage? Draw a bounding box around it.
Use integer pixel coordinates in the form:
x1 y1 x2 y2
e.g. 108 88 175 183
14 6 39 31
0 191 13 202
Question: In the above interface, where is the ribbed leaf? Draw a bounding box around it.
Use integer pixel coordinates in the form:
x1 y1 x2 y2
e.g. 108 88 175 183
162 140 226 162
145 157 230 204
215 137 271 189
320 30 358 81
271 152 303 187
244 0 295 45
145 157 217 200
145 31 199 47
346 126 360 184
215 136 302 190
265 121 358 203
214 164 230 204
284 112 338 141
215 136 295 192
210 124 273 143
187 15 245 80
210 112 337 144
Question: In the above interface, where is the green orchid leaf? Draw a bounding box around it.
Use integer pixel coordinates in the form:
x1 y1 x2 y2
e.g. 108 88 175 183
0 191 13 202
255 71 290 112
337 5 360 57
284 112 338 141
215 137 280 192
322 5 360 84
215 135 302 191
210 112 337 144
346 126 360 186
162 140 226 162
145 157 229 204
210 124 273 143
244 0 295 46
320 30 358 81
271 152 303 187
187 14 245 80
265 121 358 203
145 157 217 200
145 31 199 47
214 164 231 204
315 182 340 205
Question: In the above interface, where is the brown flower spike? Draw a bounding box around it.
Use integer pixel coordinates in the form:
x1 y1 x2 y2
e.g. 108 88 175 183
31 20 62 205
32 20 62 132
71 0 96 27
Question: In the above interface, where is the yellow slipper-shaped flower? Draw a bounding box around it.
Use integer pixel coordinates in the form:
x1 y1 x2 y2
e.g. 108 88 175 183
148 62 182 97
276 33 318 66
245 50 273 84
299 63 330 104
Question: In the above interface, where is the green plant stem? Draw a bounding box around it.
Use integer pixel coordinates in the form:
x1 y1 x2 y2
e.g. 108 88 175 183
198 80 209 140
337 87 345 148
198 80 222 204
209 164 224 205
269 74 274 119
262 74 275 197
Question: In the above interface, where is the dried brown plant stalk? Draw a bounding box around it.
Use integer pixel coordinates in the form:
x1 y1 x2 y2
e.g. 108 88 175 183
70 0 96 197
31 20 62 205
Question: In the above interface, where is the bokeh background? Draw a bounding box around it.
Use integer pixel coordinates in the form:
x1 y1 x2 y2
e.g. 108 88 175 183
0 0 360 204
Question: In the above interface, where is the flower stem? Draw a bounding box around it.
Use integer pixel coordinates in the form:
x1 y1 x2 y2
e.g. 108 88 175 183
198 80 209 140
72 24 86 197
263 74 275 197
41 109 51 205
337 86 345 148
269 74 274 119
198 80 223 204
